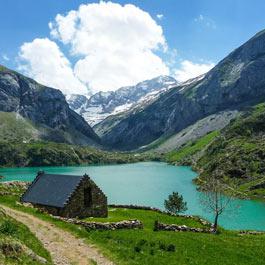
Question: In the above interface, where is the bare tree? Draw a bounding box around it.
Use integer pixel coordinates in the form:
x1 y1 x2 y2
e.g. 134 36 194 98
200 173 234 232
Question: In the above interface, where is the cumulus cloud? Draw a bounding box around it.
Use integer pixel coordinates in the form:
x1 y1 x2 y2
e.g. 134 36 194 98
18 38 87 95
49 1 169 92
174 60 214 82
17 2 215 95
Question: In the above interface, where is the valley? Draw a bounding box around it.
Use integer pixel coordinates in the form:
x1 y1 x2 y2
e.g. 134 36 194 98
1 162 265 230
1 183 265 265
2 30 265 199
1 26 265 265
2 0 265 264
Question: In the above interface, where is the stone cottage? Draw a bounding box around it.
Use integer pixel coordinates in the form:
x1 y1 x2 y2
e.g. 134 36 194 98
21 172 107 218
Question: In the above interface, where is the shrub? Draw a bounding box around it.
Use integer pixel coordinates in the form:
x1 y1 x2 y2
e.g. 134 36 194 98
0 220 17 236
167 244 176 252
134 246 141 253
164 192 188 214
159 242 166 251
0 238 22 257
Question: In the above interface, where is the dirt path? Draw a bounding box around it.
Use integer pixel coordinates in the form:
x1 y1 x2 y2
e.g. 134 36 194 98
1 205 115 265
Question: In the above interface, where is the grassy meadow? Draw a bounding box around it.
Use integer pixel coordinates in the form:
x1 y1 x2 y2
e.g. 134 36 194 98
165 131 219 164
0 192 264 265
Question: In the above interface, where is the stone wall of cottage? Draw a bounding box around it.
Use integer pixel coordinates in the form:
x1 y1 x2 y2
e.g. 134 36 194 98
59 177 107 218
36 204 60 216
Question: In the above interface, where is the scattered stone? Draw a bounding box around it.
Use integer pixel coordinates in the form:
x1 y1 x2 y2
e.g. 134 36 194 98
20 202 34 208
0 181 31 196
1 181 30 189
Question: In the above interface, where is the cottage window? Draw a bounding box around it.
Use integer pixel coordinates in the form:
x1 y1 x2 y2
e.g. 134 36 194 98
84 187 92 207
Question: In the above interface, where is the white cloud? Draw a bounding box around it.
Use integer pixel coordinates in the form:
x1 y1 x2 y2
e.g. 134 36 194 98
194 14 216 29
49 1 169 92
16 2 215 95
156 14 164 20
174 60 214 82
74 49 168 91
18 38 87 95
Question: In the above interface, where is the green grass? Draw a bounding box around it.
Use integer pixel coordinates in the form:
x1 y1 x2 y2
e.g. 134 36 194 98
0 206 52 264
0 112 161 168
1 195 265 265
0 140 158 168
0 112 38 143
84 208 207 228
0 182 26 195
194 103 265 199
166 131 220 163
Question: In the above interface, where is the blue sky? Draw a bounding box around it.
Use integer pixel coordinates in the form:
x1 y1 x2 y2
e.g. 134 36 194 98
0 0 265 94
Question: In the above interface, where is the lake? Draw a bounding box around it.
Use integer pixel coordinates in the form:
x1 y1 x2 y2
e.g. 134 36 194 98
0 162 265 230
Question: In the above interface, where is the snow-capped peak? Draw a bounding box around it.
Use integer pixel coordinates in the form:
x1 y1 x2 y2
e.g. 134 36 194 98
67 75 177 127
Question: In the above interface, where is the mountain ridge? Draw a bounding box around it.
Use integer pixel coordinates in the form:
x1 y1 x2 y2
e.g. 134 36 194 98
67 75 177 126
98 29 265 150
0 65 101 146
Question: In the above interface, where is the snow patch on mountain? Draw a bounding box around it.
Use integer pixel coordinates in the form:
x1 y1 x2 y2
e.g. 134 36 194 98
67 75 177 127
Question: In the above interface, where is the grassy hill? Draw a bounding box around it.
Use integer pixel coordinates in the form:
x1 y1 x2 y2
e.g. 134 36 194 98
0 112 40 143
165 131 219 165
1 188 265 265
0 111 160 168
0 111 101 147
195 103 265 199
0 141 158 168
0 208 51 264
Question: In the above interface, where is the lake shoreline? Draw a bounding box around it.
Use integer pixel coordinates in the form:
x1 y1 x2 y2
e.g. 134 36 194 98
0 162 265 231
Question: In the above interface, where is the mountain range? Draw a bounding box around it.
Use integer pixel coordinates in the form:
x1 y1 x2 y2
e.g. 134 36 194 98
95 29 265 150
1 29 265 153
67 75 177 126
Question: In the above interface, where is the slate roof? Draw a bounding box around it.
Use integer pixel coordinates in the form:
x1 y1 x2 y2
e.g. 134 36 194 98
21 173 86 208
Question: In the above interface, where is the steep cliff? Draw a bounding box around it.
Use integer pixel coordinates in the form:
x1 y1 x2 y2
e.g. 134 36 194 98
0 65 100 146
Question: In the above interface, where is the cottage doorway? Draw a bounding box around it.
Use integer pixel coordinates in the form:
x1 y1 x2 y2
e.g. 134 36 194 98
84 187 92 207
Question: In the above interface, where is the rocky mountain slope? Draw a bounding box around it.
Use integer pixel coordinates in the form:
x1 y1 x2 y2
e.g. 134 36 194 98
94 75 204 138
0 65 100 146
147 110 240 153
67 76 177 126
98 29 265 150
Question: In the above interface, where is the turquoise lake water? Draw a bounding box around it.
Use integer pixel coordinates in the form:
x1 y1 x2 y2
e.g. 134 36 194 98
1 161 265 230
